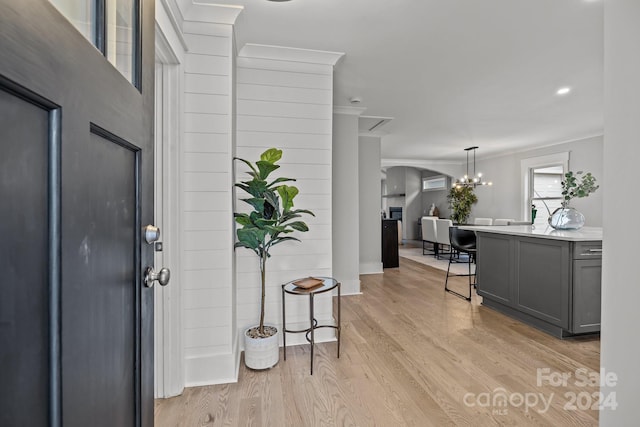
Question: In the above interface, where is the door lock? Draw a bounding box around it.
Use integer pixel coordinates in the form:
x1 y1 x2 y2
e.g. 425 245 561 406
144 266 170 287
143 225 160 244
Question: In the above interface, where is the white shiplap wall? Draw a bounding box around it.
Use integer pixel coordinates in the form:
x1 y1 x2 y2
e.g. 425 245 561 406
235 47 342 345
181 20 237 385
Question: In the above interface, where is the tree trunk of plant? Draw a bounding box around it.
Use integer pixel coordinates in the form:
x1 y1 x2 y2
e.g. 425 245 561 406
259 255 266 336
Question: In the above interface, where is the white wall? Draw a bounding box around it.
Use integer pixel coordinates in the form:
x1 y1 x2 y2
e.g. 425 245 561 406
180 19 238 386
471 135 603 226
235 46 339 347
384 166 406 197
601 1 640 424
383 166 405 239
382 166 424 240
332 111 361 294
404 167 422 240
421 170 450 219
158 3 343 387
358 136 382 275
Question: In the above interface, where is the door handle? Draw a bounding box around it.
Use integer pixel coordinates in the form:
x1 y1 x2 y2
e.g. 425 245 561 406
144 266 170 287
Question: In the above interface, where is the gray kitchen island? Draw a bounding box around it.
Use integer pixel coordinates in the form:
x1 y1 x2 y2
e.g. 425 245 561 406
460 225 603 338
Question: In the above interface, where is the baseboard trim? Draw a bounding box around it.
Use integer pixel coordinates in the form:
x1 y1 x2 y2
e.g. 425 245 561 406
339 278 361 295
184 336 240 387
359 261 383 275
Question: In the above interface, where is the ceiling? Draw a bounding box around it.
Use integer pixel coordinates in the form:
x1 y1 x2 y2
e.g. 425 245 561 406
191 0 603 162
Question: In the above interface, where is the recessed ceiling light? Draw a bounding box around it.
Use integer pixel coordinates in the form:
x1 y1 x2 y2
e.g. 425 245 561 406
556 87 571 96
268 0 292 2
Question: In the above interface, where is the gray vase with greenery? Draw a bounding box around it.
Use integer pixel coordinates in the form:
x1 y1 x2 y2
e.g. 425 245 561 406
548 170 599 230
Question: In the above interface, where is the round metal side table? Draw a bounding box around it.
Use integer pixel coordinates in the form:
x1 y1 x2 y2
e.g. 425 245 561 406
281 277 341 375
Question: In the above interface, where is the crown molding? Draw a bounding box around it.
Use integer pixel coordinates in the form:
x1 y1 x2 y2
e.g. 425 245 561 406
359 135 383 142
359 131 386 137
238 43 345 66
156 0 188 61
180 1 244 25
381 158 464 178
382 158 461 168
333 106 367 116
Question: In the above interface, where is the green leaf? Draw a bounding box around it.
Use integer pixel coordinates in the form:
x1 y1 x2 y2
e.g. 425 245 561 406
237 228 266 250
263 190 280 214
268 236 301 248
234 241 259 256
290 208 315 217
249 211 261 224
234 157 258 175
254 218 278 229
234 213 252 226
286 221 309 232
280 212 301 223
256 160 280 180
560 170 599 203
280 209 315 223
277 185 299 212
242 198 265 213
267 177 296 188
234 183 251 195
235 180 268 198
265 225 289 235
260 148 282 164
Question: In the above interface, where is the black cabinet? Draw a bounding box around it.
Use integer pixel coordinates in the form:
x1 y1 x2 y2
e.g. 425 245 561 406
382 219 399 268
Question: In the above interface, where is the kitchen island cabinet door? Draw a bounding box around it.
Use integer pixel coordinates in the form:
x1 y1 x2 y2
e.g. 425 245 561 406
572 259 602 334
476 233 513 304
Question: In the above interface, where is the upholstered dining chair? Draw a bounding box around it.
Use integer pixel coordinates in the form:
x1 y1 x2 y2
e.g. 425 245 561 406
473 217 493 226
421 216 438 256
507 220 532 225
445 227 477 301
435 219 453 259
493 218 514 226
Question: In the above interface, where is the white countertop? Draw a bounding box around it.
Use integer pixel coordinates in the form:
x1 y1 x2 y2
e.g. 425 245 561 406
458 225 603 242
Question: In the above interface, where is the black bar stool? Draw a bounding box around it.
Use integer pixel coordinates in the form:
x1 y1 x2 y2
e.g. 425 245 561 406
445 227 477 301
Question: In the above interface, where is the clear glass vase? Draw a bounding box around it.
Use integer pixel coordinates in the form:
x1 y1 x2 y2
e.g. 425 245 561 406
548 207 585 230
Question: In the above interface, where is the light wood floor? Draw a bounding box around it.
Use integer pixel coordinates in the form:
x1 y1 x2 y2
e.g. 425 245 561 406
155 257 600 426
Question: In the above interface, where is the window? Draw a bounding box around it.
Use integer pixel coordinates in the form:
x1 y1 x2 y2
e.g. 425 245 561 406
106 0 136 83
50 0 140 88
422 175 447 192
530 166 564 226
521 152 569 226
49 0 96 43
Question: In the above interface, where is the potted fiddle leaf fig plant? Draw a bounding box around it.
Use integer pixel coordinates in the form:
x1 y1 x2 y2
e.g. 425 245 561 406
234 148 314 370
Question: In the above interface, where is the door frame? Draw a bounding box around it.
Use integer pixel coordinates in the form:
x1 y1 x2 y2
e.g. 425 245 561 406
153 15 185 398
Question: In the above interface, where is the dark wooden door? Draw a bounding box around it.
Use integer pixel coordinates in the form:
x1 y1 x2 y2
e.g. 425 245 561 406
0 1 155 426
